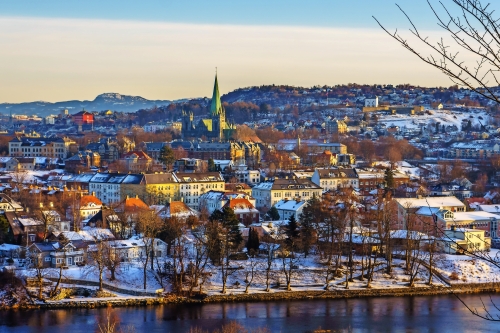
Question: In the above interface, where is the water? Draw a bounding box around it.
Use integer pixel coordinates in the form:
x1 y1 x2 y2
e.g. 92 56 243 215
0 294 499 332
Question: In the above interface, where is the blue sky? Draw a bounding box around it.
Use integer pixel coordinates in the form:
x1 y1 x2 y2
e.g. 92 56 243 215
0 1 435 28
0 1 467 102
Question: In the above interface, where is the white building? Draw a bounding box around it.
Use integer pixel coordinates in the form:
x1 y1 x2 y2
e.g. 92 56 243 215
252 177 322 209
235 169 261 185
89 173 129 205
199 190 256 215
274 199 307 221
174 172 225 210
311 168 359 192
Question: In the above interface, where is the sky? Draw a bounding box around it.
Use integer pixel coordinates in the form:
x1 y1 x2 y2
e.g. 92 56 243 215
0 1 473 103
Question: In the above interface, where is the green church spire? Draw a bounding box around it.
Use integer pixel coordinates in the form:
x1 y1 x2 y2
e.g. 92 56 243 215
210 74 222 116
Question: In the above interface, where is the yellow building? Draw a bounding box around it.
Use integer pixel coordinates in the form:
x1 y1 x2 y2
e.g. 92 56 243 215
120 173 180 205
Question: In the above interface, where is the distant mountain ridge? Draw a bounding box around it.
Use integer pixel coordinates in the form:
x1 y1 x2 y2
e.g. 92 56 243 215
0 93 173 117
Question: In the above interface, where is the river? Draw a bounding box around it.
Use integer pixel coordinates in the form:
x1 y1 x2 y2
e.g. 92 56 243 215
0 294 499 332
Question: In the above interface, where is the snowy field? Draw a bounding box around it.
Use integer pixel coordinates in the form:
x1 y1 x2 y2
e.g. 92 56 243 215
376 109 491 130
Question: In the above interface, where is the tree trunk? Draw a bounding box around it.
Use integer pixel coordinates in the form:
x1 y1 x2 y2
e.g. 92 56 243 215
99 271 103 291
51 266 64 298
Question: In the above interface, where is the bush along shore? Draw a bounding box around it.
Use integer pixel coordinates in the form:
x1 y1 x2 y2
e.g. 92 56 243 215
4 282 500 310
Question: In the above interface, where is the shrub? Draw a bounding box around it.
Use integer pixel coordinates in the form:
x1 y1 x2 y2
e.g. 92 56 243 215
449 271 460 280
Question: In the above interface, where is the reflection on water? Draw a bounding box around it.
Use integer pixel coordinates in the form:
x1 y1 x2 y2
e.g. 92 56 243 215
0 294 499 333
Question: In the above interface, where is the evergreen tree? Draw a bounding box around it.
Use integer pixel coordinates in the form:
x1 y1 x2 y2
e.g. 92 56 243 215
384 168 395 189
267 206 280 221
208 158 216 172
299 195 323 257
207 207 243 264
159 145 176 170
285 215 300 250
246 227 260 256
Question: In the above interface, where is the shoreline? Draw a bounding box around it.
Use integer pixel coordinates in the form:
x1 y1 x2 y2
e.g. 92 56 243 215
6 282 500 310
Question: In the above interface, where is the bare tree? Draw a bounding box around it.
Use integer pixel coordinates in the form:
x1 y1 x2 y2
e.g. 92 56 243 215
374 0 500 104
136 209 163 290
87 239 107 291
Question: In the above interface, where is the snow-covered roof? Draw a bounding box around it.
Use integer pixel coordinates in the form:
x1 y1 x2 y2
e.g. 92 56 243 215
395 196 465 208
451 211 499 221
274 199 306 211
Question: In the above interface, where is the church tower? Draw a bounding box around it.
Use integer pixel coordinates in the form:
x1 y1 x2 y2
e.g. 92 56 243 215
210 74 226 141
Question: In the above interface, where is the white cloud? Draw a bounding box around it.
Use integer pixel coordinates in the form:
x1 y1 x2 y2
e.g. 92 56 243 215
0 16 460 102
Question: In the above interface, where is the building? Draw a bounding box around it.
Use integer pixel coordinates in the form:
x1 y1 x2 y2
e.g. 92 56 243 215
175 172 225 210
223 198 259 226
235 169 261 185
441 227 490 254
120 173 179 205
277 138 347 155
88 173 130 205
72 110 94 131
252 177 322 209
311 168 359 192
120 151 153 173
181 74 235 141
357 169 409 196
325 119 347 134
78 195 103 220
28 241 87 268
9 137 75 159
394 196 466 230
274 199 307 221
0 194 23 212
199 190 256 215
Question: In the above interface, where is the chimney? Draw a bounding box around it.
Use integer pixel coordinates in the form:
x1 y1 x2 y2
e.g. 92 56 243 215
92 191 96 196
49 202 53 208
135 194 139 199
268 222 273 228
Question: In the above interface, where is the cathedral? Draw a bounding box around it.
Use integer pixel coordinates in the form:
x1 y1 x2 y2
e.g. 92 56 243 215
181 74 235 141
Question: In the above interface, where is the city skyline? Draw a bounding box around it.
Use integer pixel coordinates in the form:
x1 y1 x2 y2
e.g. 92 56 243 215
0 1 471 102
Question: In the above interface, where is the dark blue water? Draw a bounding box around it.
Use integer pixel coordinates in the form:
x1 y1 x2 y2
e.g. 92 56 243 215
0 294 499 332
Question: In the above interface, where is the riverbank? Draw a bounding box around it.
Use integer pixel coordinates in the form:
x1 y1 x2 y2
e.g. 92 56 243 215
6 282 500 310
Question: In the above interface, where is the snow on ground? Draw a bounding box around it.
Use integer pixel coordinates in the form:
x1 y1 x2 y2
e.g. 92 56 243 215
16 250 500 298
435 249 500 283
376 108 490 131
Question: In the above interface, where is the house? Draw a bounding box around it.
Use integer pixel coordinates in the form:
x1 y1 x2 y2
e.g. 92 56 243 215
9 136 75 159
89 173 130 205
224 183 253 195
79 195 103 220
273 199 307 221
120 151 153 173
41 209 70 232
440 227 490 254
223 198 259 226
357 169 409 196
311 168 359 192
0 194 23 212
394 196 466 230
5 212 45 246
27 240 87 268
199 190 256 215
252 177 322 209
91 237 167 263
120 172 179 206
175 172 225 210
164 201 199 220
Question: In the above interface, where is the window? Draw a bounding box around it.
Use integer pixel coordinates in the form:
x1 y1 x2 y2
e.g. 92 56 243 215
44 257 51 262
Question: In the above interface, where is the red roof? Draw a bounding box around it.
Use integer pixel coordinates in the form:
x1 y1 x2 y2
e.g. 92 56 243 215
169 201 191 214
80 195 103 206
225 198 255 210
124 197 149 212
